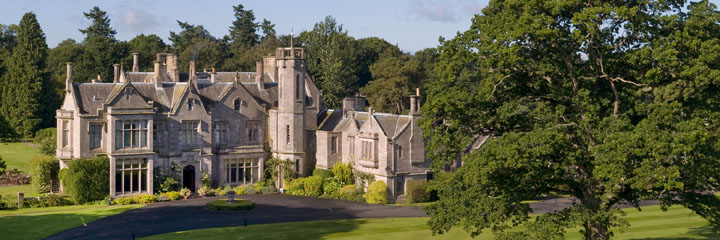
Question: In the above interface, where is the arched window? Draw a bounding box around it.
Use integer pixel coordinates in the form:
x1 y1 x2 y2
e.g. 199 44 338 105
295 74 301 100
234 98 241 111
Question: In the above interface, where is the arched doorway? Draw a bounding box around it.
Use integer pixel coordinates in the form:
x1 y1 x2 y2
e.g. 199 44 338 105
183 165 196 192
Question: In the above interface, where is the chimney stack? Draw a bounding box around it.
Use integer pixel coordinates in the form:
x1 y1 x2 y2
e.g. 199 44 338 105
113 64 120 83
153 61 160 83
92 74 101 84
167 54 178 82
65 62 73 92
255 61 264 91
210 68 216 83
189 61 197 81
410 88 421 115
132 53 139 72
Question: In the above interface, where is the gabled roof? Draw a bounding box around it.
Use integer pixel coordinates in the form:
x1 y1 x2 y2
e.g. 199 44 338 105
317 109 415 139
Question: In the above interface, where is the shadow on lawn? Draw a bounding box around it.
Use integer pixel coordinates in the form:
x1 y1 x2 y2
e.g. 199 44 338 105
0 207 133 240
632 226 720 240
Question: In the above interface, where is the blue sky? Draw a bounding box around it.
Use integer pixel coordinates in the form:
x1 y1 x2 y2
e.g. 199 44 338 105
2 0 719 53
0 0 488 53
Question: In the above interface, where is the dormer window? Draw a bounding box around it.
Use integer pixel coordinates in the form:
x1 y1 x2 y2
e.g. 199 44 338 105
234 98 240 111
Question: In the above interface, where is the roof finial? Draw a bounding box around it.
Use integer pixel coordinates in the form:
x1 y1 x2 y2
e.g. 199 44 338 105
290 25 294 48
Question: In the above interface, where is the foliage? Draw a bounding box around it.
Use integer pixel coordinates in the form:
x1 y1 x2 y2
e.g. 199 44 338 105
299 16 360 108
169 21 226 71
261 184 277 194
228 4 259 49
125 34 167 71
0 12 54 137
215 187 227 196
405 180 430 204
47 38 82 97
322 177 344 197
28 155 58 193
0 156 5 176
362 56 423 114
33 128 56 155
197 186 211 197
331 163 353 185
422 1 720 239
58 155 109 204
160 177 179 193
334 185 365 202
161 191 183 201
241 185 256 195
356 37 403 87
201 171 212 188
153 165 180 193
285 177 306 196
303 176 324 197
179 188 191 199
77 6 124 83
254 181 266 193
363 180 387 204
112 196 134 205
22 194 71 208
205 199 255 212
312 168 333 180
79 6 116 38
265 157 295 186
232 185 246 195
131 194 157 204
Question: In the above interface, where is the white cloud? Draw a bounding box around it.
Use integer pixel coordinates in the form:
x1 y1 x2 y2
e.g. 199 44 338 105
121 8 159 33
408 0 484 22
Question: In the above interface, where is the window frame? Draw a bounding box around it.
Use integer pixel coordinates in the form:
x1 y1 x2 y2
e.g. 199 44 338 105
89 123 103 150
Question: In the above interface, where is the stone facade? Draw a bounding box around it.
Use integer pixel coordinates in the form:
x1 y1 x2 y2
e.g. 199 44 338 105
56 47 430 201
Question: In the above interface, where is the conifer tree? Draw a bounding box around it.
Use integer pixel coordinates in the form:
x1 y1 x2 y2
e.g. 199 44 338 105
0 12 52 137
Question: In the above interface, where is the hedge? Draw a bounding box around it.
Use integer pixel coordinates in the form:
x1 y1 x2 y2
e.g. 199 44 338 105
29 155 59 193
59 155 109 204
304 176 324 197
33 128 56 155
363 180 388 204
322 177 343 196
331 163 353 185
312 169 333 179
406 179 430 203
286 177 306 196
206 199 255 211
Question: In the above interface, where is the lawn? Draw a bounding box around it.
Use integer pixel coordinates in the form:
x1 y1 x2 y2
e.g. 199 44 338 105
0 184 40 198
0 142 43 172
0 204 143 240
144 205 720 240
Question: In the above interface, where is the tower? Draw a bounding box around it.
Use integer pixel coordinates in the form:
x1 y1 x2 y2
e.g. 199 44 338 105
272 47 309 177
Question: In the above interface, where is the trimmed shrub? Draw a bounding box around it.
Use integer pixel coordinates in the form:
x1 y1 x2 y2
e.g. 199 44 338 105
33 128 56 155
363 180 388 204
113 197 134 205
322 177 344 196
304 176 324 197
406 180 430 203
205 199 255 211
59 155 109 204
286 177 305 196
331 163 353 185
22 194 71 208
29 155 59 193
336 185 364 202
261 184 277 194
312 169 333 179
162 191 183 201
132 194 157 204
180 188 192 199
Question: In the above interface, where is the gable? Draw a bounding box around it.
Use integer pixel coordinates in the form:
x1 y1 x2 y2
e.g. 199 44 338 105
172 83 208 115
108 85 152 109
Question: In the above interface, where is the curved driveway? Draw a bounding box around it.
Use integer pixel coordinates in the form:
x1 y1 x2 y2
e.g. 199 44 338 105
46 194 659 240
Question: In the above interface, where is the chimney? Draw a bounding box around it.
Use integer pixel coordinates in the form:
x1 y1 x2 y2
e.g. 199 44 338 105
189 61 197 81
342 96 366 117
410 88 421 115
153 61 160 83
113 64 120 83
210 68 216 83
65 62 73 92
92 74 101 84
255 61 264 91
132 53 139 72
119 64 126 83
167 54 178 82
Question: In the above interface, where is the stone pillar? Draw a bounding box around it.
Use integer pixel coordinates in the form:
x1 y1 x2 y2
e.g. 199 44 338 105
65 62 73 92
113 64 120 83
256 61 264 91
132 53 140 72
153 61 161 83
17 192 23 209
210 68 216 83
189 61 197 81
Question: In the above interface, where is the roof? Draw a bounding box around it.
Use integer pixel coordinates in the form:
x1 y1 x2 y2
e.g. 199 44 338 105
317 110 415 138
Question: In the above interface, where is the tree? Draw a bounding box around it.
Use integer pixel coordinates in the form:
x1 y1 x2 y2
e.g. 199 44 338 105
126 34 168 71
78 6 123 83
422 1 720 239
169 21 226 71
0 12 53 137
228 4 259 48
47 39 83 97
300 16 360 108
260 19 276 40
361 56 422 114
356 37 403 87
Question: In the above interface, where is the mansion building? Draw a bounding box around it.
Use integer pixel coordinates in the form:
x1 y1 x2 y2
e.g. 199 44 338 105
55 47 431 202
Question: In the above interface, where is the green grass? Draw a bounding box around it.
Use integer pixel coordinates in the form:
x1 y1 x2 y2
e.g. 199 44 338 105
144 205 720 240
0 142 42 172
0 184 40 198
0 204 143 240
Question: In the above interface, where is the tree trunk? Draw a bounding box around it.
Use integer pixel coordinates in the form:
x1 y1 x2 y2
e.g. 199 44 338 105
584 218 610 240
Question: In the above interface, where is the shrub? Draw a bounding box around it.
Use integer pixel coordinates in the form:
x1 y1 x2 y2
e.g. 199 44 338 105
304 176 324 197
205 199 255 211
363 180 388 204
180 188 192 199
112 197 134 205
336 185 364 202
201 171 212 187
242 184 256 194
132 194 157 204
261 184 277 194
198 186 211 197
254 181 266 193
215 187 227 196
0 156 5 176
162 191 183 201
312 169 333 179
29 155 59 193
34 128 56 155
322 177 344 196
331 163 353 185
59 155 109 204
286 177 305 196
406 180 430 203
160 177 180 193
233 185 246 195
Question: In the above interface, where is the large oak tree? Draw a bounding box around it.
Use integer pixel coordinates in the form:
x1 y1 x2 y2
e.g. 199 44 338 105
422 1 720 239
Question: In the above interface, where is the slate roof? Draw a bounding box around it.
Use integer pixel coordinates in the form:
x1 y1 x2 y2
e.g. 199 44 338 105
317 110 415 138
129 71 272 83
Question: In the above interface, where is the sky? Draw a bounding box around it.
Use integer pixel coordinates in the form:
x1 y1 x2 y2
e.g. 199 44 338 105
0 0 490 53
